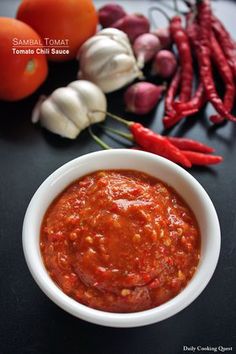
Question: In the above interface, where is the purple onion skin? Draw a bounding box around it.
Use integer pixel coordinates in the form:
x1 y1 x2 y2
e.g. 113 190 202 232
133 33 161 67
152 50 177 79
98 4 126 28
152 28 172 49
111 14 150 42
124 82 164 115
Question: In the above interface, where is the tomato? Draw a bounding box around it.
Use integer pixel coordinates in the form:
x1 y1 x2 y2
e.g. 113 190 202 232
17 0 98 61
0 17 48 101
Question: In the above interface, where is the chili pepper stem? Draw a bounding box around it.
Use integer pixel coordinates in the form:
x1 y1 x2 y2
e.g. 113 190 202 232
148 7 171 24
181 0 192 7
184 0 198 19
88 127 112 150
101 126 134 141
173 0 179 13
91 110 134 127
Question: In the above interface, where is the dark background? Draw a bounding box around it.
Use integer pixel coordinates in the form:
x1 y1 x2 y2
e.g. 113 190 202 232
0 1 236 353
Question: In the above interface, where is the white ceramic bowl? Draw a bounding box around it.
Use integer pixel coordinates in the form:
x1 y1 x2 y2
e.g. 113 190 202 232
22 149 221 327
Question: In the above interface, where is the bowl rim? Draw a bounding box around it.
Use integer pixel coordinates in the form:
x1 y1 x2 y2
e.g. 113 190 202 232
22 149 221 327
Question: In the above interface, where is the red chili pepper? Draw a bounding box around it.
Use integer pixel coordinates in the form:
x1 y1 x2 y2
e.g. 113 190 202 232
197 0 236 123
174 12 205 115
102 124 217 160
182 151 223 166
103 113 223 168
175 84 205 114
174 13 206 118
167 137 214 154
212 16 236 79
209 32 235 124
164 84 206 128
163 14 205 129
170 16 193 103
186 11 198 43
210 115 225 125
164 69 181 120
129 123 192 167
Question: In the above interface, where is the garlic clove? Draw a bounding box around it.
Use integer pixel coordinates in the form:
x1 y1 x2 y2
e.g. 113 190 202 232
98 28 129 41
68 80 107 123
78 28 143 93
40 100 80 139
33 80 107 139
32 95 46 123
50 87 89 131
97 28 133 55
77 36 106 59
82 37 129 65
100 54 136 77
77 28 130 60
79 38 128 78
97 54 143 92
97 69 141 93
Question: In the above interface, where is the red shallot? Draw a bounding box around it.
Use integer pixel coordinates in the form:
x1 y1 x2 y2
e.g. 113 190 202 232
98 4 126 28
111 14 150 42
152 27 172 49
133 33 161 68
152 50 177 78
124 82 165 115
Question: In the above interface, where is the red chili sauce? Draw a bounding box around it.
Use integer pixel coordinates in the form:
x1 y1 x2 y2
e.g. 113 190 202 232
40 170 200 313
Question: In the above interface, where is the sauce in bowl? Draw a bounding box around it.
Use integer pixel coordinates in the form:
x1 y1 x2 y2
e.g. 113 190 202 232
40 170 200 313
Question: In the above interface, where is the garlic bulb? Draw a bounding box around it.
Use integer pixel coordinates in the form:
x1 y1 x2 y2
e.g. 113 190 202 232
78 28 143 93
32 80 107 139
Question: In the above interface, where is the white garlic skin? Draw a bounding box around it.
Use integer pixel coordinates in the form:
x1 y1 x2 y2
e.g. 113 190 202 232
33 80 107 139
68 80 106 124
78 28 143 93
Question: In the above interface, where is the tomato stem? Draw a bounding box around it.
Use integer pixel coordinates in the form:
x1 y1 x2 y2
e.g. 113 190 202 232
26 59 35 73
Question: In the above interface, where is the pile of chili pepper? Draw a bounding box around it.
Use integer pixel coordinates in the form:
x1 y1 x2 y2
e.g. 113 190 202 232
89 111 223 168
161 0 236 128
